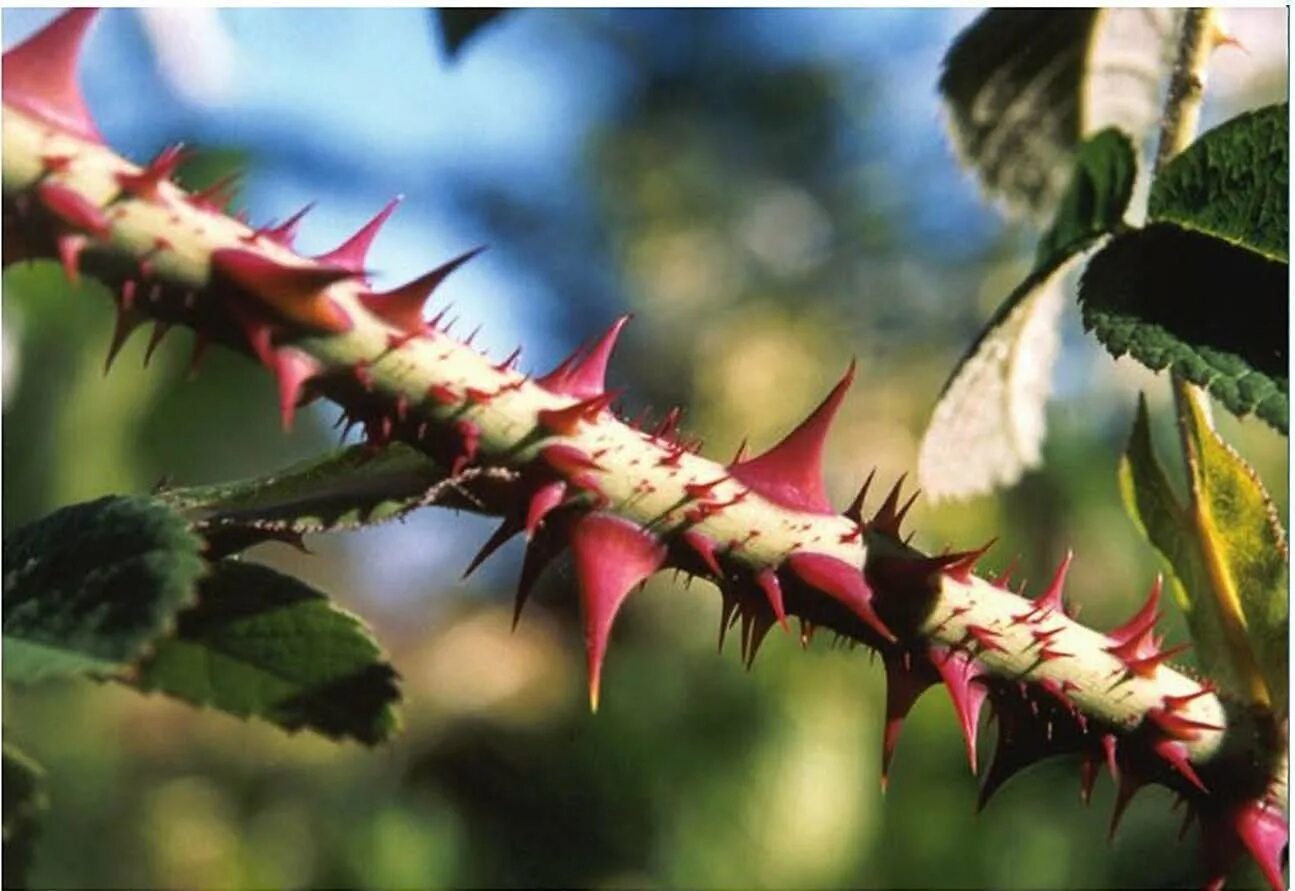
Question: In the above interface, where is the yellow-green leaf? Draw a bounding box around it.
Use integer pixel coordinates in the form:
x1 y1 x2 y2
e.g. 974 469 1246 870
1120 393 1288 712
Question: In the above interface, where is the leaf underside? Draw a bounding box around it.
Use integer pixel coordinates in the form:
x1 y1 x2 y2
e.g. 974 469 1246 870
133 560 402 744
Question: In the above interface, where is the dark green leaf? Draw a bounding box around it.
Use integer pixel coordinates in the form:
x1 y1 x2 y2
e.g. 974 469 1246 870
919 130 1136 499
158 442 469 556
435 8 507 59
3 743 47 890
1149 103 1288 263
1080 223 1288 432
940 9 1177 220
134 561 401 744
3 497 206 683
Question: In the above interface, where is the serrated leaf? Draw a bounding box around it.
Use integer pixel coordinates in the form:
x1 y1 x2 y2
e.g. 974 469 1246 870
1080 223 1288 433
940 9 1178 221
159 442 462 556
1119 394 1288 711
919 130 1136 500
3 497 206 683
434 8 507 59
133 560 402 744
3 743 47 890
1180 389 1288 710
1149 103 1288 263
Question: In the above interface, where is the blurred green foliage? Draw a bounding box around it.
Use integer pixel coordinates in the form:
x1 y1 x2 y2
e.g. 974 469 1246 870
2 9 1286 890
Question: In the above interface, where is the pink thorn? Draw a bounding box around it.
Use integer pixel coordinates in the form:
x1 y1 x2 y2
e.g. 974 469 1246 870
451 420 480 475
494 346 522 372
315 196 402 274
1108 576 1162 645
1233 801 1289 891
539 443 605 478
569 513 666 712
536 390 619 436
56 233 86 283
940 539 996 584
191 172 242 212
880 649 938 790
681 530 723 577
1027 550 1074 620
1079 753 1099 805
116 143 188 200
929 645 989 774
754 568 788 630
1151 737 1207 792
359 246 482 334
259 202 315 248
272 348 319 432
2 9 102 143
965 624 1006 654
785 550 895 642
37 181 109 237
729 361 855 514
211 249 354 332
427 384 458 406
535 315 632 400
525 480 567 537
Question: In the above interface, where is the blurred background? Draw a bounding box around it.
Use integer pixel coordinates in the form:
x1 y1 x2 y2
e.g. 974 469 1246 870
2 7 1287 889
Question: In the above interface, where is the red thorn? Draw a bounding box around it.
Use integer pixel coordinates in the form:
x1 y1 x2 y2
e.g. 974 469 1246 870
143 320 172 366
681 530 723 577
37 182 109 237
56 233 86 283
1223 801 1289 891
536 315 632 400
494 346 522 372
525 480 567 537
116 143 188 200
315 197 402 274
1079 753 1100 805
451 421 480 475
785 550 895 642
257 202 315 248
427 384 458 406
929 645 989 774
652 406 683 441
359 246 483 334
463 516 522 579
273 348 319 432
845 468 877 522
683 476 727 500
729 361 855 514
569 513 666 712
881 649 938 789
940 539 996 584
1150 737 1207 792
211 249 354 332
1023 550 1073 621
1108 771 1146 841
191 172 242 212
1147 707 1224 741
965 624 1006 654
513 513 573 630
539 443 605 478
754 568 788 630
2 9 102 143
537 391 618 436
1108 576 1162 645
1101 733 1120 783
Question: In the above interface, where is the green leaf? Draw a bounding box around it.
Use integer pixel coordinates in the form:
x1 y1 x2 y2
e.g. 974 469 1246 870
3 496 206 683
1080 223 1288 432
940 9 1178 220
434 8 507 59
1149 103 1288 263
3 743 47 890
134 560 402 744
918 130 1136 500
158 442 461 556
1119 394 1288 711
